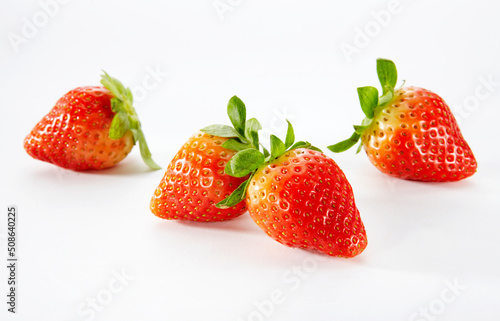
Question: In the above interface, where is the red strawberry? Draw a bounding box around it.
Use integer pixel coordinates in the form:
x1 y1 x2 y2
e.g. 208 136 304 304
215 97 367 257
150 96 260 222
246 149 367 257
329 59 477 182
150 132 248 221
24 72 160 171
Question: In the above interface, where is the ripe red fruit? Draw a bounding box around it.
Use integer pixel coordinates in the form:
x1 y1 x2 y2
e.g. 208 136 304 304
24 72 159 171
150 96 260 222
329 59 477 182
150 132 248 221
246 148 367 257
214 96 367 257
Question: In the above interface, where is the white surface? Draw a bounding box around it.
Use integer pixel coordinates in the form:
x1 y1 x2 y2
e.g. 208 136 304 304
1 0 500 320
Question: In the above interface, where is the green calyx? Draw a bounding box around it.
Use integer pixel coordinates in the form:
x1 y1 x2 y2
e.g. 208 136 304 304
200 96 321 209
327 58 399 154
100 71 161 170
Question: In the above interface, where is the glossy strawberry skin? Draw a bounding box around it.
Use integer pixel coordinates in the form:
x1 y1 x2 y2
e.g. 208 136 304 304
246 148 367 258
150 132 248 222
24 86 134 171
361 87 477 182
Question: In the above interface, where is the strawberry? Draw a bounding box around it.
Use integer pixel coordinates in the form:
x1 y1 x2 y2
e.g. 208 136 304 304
215 97 367 257
150 96 263 222
24 72 160 171
328 58 477 182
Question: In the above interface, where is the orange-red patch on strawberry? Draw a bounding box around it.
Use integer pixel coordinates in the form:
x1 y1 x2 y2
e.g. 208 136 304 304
150 132 248 222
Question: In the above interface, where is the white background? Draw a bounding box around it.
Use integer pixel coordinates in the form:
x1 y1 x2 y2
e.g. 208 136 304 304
1 0 500 320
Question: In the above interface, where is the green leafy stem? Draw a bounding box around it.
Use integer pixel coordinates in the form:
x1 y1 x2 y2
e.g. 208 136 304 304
100 71 161 170
201 96 320 208
327 58 399 154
